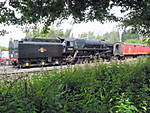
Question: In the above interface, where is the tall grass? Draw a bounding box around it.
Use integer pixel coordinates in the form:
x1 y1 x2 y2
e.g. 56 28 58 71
0 57 150 113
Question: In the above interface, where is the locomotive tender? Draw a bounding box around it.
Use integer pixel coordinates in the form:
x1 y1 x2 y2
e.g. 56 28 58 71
9 37 113 67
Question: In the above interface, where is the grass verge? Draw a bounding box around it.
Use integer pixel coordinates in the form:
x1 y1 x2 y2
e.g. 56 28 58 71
0 57 150 113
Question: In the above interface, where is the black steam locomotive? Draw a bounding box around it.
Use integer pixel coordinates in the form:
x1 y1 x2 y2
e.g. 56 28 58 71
9 37 113 67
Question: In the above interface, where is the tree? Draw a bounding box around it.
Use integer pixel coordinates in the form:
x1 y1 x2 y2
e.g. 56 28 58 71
79 31 102 40
0 0 149 36
122 30 140 42
122 1 150 36
124 39 143 44
64 29 72 37
143 38 150 45
26 28 72 38
0 46 8 51
102 30 120 43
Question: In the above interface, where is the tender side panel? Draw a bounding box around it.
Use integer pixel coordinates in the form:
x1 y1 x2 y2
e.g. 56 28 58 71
18 42 64 59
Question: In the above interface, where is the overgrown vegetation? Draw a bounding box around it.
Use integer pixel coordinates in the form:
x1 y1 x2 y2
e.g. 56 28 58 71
26 28 73 38
0 46 8 51
0 57 150 113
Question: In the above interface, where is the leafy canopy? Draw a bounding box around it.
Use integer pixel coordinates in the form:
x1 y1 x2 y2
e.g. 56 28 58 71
0 0 150 36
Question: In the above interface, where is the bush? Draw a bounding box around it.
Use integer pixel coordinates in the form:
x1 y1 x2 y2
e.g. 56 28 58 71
0 46 8 51
0 57 149 113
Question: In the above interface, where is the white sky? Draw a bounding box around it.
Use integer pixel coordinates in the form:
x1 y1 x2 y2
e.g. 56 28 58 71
0 6 124 47
0 21 120 47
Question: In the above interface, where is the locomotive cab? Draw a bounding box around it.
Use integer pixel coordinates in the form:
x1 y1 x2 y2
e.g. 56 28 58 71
63 38 76 53
113 43 123 56
66 41 74 51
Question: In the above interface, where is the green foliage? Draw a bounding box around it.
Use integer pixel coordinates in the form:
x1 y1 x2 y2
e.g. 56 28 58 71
122 30 140 42
124 37 150 45
26 28 72 38
0 57 150 112
111 93 139 113
78 30 120 42
124 39 143 44
0 46 8 51
0 0 149 36
143 38 150 45
79 31 102 40
0 29 9 36
122 31 150 44
122 1 150 36
102 30 120 43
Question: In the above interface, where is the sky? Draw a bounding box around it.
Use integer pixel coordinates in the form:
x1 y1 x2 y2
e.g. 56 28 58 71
0 5 124 47
0 21 120 47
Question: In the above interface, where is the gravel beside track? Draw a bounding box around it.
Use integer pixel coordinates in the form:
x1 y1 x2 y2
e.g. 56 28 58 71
0 65 69 75
0 58 138 76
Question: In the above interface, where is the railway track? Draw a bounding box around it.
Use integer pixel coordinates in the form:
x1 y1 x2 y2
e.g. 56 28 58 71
0 65 70 75
0 57 139 77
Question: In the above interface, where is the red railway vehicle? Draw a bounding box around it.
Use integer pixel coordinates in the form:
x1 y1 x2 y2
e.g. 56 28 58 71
0 57 7 65
113 42 150 59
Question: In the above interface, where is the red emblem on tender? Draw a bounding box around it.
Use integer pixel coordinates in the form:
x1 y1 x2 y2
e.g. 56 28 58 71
38 48 47 52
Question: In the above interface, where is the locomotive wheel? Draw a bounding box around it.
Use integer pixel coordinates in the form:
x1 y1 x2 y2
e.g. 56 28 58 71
76 60 80 64
23 62 30 68
17 62 29 68
17 64 23 68
40 61 46 66
76 59 83 64
83 58 89 63
12 61 17 66
81 59 85 64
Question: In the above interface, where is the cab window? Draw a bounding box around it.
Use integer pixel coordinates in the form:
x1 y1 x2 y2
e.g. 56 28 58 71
67 41 74 47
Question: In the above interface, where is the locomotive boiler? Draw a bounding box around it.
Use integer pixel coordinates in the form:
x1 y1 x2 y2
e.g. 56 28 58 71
73 39 113 63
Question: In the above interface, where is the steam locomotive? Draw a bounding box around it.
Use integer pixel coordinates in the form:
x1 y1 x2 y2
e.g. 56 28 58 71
9 37 150 67
9 37 113 67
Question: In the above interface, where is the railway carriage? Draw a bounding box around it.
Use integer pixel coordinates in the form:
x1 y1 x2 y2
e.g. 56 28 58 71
113 42 150 59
